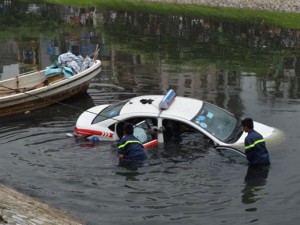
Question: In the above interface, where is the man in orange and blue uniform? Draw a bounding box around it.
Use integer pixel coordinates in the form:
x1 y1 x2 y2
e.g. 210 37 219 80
241 118 270 166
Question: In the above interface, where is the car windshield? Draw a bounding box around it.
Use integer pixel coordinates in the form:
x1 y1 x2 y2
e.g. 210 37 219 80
92 100 129 124
191 102 240 142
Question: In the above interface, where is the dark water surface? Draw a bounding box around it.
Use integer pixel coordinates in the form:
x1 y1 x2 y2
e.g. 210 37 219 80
1 3 300 225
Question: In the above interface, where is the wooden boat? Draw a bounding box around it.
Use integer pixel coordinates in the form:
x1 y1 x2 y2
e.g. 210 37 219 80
0 59 101 117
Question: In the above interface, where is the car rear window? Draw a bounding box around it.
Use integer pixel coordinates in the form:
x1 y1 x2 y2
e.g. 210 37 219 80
92 100 128 124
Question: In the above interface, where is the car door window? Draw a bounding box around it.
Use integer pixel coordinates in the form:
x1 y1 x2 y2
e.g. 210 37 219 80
215 146 248 164
116 117 158 142
133 120 155 144
133 126 148 143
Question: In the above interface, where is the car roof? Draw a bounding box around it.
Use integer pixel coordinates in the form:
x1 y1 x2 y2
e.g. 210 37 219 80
120 95 204 120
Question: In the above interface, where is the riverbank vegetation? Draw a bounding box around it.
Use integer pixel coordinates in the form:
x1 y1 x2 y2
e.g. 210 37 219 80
21 0 300 29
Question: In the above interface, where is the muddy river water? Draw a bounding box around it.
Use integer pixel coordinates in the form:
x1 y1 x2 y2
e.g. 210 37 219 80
0 3 300 225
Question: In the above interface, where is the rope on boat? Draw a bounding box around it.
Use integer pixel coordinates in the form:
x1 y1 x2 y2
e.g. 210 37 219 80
0 82 86 112
0 47 156 132
0 81 162 138
0 82 154 128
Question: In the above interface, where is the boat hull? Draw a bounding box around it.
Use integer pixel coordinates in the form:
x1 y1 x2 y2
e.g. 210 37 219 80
0 60 101 117
0 81 90 117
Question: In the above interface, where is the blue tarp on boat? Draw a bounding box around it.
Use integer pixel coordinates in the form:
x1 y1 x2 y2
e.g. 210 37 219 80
44 52 94 78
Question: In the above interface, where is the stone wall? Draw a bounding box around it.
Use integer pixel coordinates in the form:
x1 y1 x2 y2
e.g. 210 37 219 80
0 184 83 225
139 0 300 13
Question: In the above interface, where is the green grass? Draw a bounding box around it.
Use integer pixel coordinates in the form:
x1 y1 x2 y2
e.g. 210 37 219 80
20 0 300 28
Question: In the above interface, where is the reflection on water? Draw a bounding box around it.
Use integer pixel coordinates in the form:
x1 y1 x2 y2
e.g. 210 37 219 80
1 3 300 103
0 2 299 225
103 11 300 103
242 165 270 209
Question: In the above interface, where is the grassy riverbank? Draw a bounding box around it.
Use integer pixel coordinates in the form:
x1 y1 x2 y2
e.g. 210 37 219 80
22 0 300 29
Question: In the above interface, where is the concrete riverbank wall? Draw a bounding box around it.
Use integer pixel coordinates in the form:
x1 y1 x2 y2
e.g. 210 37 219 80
140 0 300 13
0 184 82 225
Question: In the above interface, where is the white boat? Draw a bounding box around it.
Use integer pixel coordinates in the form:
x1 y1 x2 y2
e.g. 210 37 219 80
0 59 101 117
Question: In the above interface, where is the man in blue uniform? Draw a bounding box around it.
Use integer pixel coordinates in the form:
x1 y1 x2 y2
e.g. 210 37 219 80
118 123 148 168
241 118 270 166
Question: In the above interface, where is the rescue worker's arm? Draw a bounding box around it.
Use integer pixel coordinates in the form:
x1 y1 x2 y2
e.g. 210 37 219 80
117 138 127 158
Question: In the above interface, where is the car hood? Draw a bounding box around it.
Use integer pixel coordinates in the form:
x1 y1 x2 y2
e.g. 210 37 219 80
226 121 285 152
254 121 285 147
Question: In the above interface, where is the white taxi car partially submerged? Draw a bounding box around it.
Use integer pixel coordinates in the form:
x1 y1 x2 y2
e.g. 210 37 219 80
74 90 284 154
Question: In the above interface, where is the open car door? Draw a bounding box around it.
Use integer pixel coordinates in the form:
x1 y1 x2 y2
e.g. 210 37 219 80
133 120 158 149
215 146 248 164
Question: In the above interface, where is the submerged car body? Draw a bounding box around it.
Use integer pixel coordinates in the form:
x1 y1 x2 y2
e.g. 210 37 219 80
74 90 284 153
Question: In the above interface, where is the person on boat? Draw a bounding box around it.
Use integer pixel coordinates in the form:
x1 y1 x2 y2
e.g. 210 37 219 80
117 123 148 168
241 118 270 166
